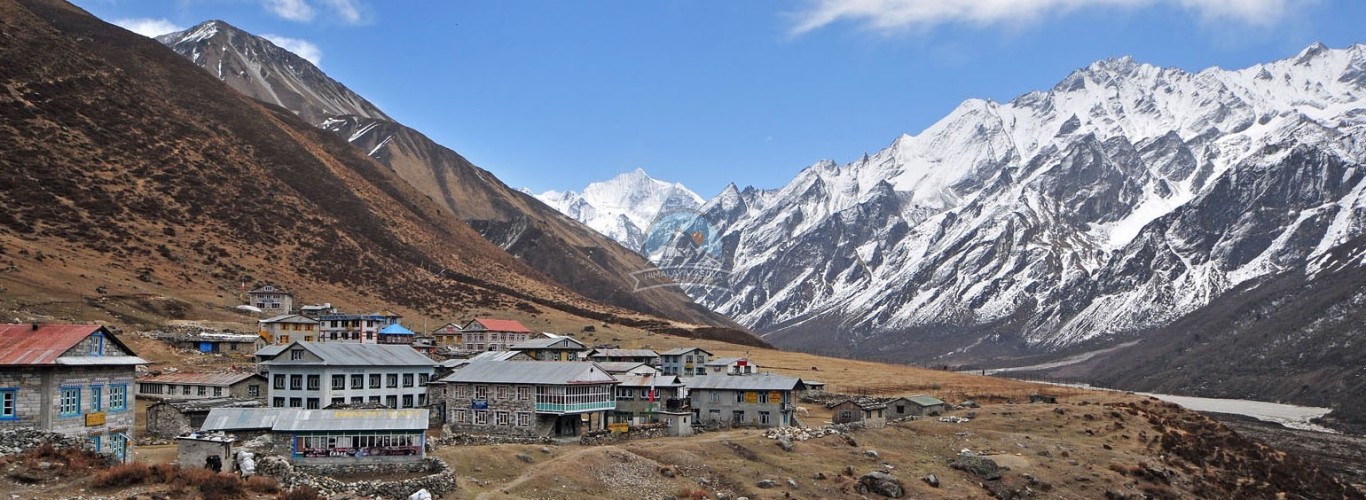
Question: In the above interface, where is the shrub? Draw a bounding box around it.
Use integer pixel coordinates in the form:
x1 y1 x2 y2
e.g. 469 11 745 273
281 486 323 500
244 475 280 494
93 462 152 488
194 472 245 500
150 463 179 483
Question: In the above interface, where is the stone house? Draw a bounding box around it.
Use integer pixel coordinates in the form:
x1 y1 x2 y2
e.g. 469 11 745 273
201 408 428 464
136 372 267 401
658 348 711 376
586 349 660 366
0 323 148 462
703 357 758 375
612 373 687 425
510 336 587 361
828 398 888 428
460 319 532 351
435 361 617 437
684 374 805 428
257 342 435 410
247 285 294 315
146 398 264 439
430 323 463 348
257 314 319 345
886 395 948 418
376 324 417 345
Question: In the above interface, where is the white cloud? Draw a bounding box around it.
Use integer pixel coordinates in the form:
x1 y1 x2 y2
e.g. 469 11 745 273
264 0 315 22
789 0 1306 35
320 0 366 24
262 34 323 66
113 17 184 38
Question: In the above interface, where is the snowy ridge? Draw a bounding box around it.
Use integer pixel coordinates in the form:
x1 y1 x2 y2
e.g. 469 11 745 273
534 168 705 251
662 43 1366 360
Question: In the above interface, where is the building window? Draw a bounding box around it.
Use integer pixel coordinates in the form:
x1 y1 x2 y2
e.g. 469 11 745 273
273 397 285 407
732 410 745 424
248 385 260 398
290 375 302 391
709 392 720 404
351 374 364 389
386 395 398 409
369 396 381 404
290 349 304 360
496 385 508 400
402 395 414 408
516 412 531 427
386 374 398 388
280 335 290 343
182 386 190 395
273 375 285 390
418 393 427 406
517 386 530 400
403 374 414 388
474 410 488 425
351 397 363 404
454 385 469 398
59 387 81 417
495 411 510 426
759 411 771 425
90 385 103 411
418 374 430 385
90 333 105 356
289 398 302 408
307 375 320 390
110 385 126 410
198 386 207 396
759 392 770 404
0 389 17 419
332 375 345 390
213 387 223 397
369 374 381 389
735 391 744 403
454 409 467 423
474 385 488 399
306 398 320 410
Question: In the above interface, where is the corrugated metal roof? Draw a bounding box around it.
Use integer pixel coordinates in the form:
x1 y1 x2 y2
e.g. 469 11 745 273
681 374 805 391
595 362 655 374
201 407 293 431
511 337 585 350
658 347 713 356
440 361 618 385
259 314 317 324
615 374 684 388
904 395 946 406
260 342 435 367
378 324 415 335
705 357 744 366
466 318 531 333
254 345 286 357
273 409 428 431
468 351 524 362
0 324 147 366
589 349 659 359
138 372 263 386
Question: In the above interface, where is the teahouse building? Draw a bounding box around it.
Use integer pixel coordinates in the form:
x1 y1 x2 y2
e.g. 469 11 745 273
658 348 711 376
436 361 618 437
510 336 587 361
460 319 532 351
257 342 435 410
684 373 804 428
828 398 888 428
0 324 148 462
246 285 294 314
200 408 428 464
136 372 267 401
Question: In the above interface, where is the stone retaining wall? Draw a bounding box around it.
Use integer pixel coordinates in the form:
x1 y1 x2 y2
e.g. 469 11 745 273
0 429 87 457
256 456 456 499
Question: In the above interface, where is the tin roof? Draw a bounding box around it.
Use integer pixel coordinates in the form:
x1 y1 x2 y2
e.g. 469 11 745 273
588 349 659 359
827 397 888 410
704 357 746 366
248 285 289 295
594 362 655 374
681 374 805 392
254 345 287 357
378 324 415 335
138 372 263 386
511 337 586 350
0 324 146 366
465 318 531 333
658 347 713 356
467 351 526 362
259 342 435 367
439 361 618 385
201 408 428 432
902 395 947 407
614 374 685 388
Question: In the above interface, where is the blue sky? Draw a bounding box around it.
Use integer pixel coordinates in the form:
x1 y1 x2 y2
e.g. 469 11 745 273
77 0 1365 197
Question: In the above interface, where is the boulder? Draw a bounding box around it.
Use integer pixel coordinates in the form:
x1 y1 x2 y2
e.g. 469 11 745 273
922 474 939 487
857 471 905 498
949 452 1002 481
757 479 778 489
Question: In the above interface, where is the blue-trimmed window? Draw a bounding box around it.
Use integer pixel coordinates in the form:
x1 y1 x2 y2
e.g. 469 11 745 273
90 333 105 356
109 385 127 411
59 387 81 417
90 385 103 411
0 388 17 419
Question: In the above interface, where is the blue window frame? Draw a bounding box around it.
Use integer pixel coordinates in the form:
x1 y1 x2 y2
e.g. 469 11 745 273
90 385 103 411
0 388 17 420
88 434 101 452
90 333 105 356
59 387 81 417
109 385 127 412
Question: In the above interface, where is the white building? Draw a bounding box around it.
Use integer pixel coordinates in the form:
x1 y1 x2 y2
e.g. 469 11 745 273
256 342 435 410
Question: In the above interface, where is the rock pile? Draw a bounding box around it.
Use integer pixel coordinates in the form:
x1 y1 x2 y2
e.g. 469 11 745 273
761 425 848 442
857 471 905 498
0 429 86 457
256 456 456 499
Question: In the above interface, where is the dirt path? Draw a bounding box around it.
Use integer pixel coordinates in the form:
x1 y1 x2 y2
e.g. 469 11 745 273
470 447 601 500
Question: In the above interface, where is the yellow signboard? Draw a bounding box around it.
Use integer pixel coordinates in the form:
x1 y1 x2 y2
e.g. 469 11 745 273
608 423 630 433
744 391 758 404
85 411 106 427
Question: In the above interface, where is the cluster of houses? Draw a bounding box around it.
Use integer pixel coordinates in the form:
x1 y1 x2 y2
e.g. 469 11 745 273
0 295 951 470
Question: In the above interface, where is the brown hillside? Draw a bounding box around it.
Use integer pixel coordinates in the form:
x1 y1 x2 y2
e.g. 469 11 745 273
0 0 717 333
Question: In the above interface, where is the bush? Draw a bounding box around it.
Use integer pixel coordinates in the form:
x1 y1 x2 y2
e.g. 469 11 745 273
194 472 245 500
244 475 280 494
93 462 152 488
281 486 323 500
150 463 179 483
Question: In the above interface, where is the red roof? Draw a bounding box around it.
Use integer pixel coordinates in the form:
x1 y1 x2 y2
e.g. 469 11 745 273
469 318 530 333
0 324 106 365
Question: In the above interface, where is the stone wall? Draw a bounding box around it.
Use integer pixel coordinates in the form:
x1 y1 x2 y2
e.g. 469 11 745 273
578 424 669 446
146 402 193 439
432 433 554 446
257 455 456 499
0 429 87 457
445 387 541 437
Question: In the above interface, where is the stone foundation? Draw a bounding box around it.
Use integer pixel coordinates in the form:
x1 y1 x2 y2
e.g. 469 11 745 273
256 456 456 499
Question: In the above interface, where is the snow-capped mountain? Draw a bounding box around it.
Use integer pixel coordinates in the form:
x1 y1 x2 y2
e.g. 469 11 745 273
535 168 705 251
662 43 1366 362
157 20 390 126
